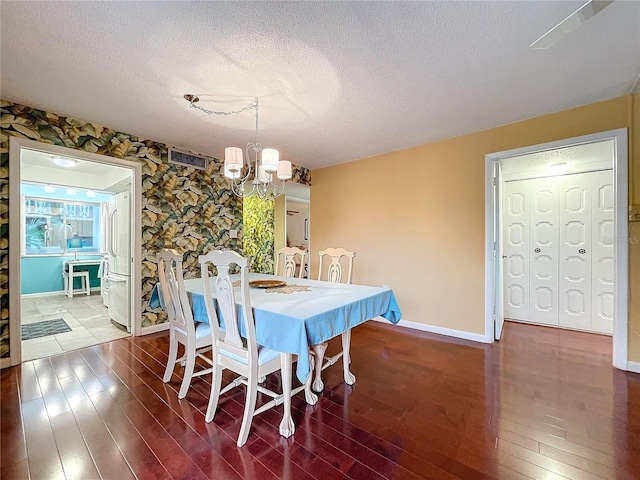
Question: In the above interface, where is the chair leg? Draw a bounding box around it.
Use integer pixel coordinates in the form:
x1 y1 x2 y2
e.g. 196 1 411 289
178 344 196 399
311 342 327 392
342 329 356 385
205 363 223 423
163 331 178 383
237 372 258 447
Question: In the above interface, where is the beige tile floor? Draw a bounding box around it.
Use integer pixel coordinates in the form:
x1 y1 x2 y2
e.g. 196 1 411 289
21 293 130 361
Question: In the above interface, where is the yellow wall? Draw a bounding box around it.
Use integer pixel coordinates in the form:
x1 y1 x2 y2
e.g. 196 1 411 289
311 95 638 356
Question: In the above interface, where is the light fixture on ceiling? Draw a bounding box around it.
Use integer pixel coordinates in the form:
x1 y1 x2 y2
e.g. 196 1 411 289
550 162 570 174
184 94 292 199
52 156 77 168
86 190 97 198
43 185 56 193
66 188 77 195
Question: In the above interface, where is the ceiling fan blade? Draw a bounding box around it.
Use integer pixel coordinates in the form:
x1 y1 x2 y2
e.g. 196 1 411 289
530 0 614 49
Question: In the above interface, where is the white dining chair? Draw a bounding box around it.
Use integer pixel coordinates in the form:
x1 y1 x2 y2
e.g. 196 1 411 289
312 247 357 392
274 246 307 278
158 249 213 399
199 250 304 446
317 247 355 284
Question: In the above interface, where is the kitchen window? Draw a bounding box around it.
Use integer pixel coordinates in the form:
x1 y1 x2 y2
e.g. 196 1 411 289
23 196 103 255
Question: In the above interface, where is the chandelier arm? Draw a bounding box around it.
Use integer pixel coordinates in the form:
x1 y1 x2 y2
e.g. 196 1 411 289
231 178 255 198
255 175 286 200
267 179 287 199
229 141 257 186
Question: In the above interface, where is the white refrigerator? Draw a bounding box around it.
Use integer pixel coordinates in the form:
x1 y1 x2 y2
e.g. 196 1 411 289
106 191 131 331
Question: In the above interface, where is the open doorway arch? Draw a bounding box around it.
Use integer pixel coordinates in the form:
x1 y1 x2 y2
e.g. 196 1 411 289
8 136 143 366
484 128 629 370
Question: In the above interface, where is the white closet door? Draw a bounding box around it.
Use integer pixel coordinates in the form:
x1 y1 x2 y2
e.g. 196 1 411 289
529 177 560 326
559 173 592 330
591 170 614 334
503 180 529 321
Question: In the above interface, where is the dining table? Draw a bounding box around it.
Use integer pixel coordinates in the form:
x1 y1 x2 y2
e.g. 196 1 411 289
156 273 402 437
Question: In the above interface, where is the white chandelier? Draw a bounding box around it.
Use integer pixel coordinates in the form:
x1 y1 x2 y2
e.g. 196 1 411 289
184 94 291 199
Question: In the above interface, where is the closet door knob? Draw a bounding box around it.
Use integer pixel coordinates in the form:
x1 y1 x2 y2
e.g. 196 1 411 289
534 248 541 253
579 248 586 254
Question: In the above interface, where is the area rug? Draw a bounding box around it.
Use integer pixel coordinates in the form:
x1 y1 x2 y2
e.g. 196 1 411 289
22 318 72 340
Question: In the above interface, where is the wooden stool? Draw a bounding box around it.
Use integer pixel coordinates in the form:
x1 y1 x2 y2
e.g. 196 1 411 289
64 269 91 297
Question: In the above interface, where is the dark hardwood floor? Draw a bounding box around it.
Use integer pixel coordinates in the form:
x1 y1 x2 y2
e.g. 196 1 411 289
2 320 639 479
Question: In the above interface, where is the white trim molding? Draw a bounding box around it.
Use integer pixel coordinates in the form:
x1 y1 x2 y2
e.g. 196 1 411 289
373 317 488 343
20 288 101 299
627 362 640 374
141 322 170 335
484 128 629 371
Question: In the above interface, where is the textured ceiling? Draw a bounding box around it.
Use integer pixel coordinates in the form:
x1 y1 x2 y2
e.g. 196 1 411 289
2 1 639 170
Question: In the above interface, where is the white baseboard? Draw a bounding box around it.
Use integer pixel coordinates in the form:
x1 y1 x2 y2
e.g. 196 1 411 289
21 290 66 298
0 358 11 369
21 287 101 298
627 361 640 374
372 317 488 343
141 322 169 335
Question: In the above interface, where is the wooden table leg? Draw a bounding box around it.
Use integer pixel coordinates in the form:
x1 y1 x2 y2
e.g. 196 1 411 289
342 329 356 385
304 351 318 405
279 353 295 438
311 342 327 392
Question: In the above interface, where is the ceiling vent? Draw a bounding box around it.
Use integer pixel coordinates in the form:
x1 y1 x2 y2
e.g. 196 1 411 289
168 148 209 170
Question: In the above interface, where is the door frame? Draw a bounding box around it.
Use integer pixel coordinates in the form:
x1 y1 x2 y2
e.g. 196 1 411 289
493 161 505 340
284 195 310 278
484 128 629 370
8 136 143 366
285 195 310 245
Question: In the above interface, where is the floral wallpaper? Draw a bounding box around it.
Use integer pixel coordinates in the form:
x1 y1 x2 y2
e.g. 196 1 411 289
0 99 310 359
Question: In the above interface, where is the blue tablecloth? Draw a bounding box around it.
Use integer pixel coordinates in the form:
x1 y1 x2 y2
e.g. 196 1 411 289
152 274 402 383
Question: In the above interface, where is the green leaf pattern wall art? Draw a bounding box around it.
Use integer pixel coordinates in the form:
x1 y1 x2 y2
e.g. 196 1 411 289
0 99 310 359
243 196 275 274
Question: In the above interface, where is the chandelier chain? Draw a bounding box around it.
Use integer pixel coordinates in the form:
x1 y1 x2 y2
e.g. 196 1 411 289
187 97 258 117
187 97 261 145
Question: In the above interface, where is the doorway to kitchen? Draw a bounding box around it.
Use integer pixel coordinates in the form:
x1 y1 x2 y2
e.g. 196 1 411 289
285 198 310 277
274 182 310 277
484 129 629 370
9 137 142 364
